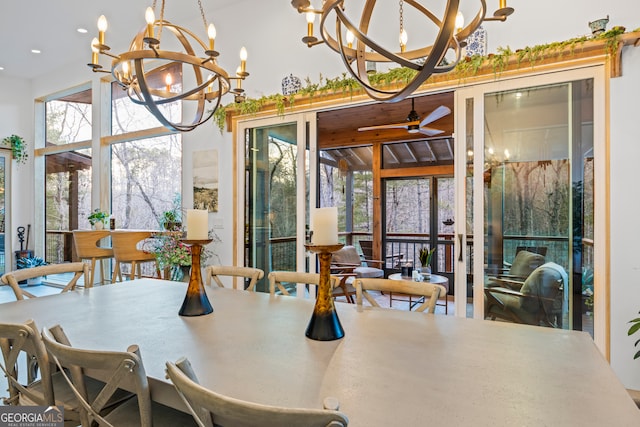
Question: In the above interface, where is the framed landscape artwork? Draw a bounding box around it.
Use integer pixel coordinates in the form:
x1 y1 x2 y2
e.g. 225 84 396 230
193 149 218 212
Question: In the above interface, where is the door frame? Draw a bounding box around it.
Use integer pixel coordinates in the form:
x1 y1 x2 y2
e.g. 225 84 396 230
454 65 607 353
0 150 11 273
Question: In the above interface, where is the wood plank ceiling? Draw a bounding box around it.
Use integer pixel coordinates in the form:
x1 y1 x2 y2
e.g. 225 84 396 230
317 91 455 170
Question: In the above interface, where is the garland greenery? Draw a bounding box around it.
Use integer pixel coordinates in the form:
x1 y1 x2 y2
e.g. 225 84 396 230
213 27 631 133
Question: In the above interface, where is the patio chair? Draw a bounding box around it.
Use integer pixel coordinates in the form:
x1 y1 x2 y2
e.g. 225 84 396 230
355 277 446 314
204 265 264 291
41 324 196 427
484 262 567 328
73 229 114 286
331 245 384 279
166 357 349 427
358 240 403 269
485 249 546 288
0 262 89 300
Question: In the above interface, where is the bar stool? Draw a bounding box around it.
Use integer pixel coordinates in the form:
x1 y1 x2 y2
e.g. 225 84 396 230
110 230 160 282
73 230 114 286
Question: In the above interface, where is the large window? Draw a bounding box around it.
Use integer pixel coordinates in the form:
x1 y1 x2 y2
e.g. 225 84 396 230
110 65 183 230
44 88 93 263
111 135 182 230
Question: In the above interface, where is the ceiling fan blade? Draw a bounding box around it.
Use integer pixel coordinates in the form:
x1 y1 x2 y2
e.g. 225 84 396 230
419 105 451 128
358 121 418 132
418 127 445 136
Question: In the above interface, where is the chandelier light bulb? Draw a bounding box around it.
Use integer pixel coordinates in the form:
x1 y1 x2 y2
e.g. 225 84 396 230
90 38 99 64
239 46 248 73
97 15 107 44
122 61 130 80
207 23 216 50
145 7 155 39
306 12 315 24
346 30 354 48
165 73 173 92
306 11 315 39
455 11 465 32
399 29 408 51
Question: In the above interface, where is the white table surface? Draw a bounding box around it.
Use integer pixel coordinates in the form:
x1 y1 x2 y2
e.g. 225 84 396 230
1 279 638 426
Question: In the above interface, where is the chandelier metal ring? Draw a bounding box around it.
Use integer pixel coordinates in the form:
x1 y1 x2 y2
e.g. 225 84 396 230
89 0 249 132
320 0 485 102
293 0 512 103
111 22 231 132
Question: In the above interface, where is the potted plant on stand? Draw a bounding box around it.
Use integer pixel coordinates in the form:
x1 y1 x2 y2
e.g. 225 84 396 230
16 256 48 285
88 208 109 230
419 246 435 278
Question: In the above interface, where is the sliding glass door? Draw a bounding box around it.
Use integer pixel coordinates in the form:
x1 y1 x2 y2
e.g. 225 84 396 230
239 114 314 295
456 67 605 346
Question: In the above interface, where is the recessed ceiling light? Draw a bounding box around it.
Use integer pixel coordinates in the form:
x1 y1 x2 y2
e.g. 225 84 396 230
31 49 41 54
0 67 4 71
77 28 88 34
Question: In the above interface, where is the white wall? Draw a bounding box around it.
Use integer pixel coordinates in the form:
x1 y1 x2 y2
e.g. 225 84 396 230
1 0 640 383
0 76 34 256
610 44 640 389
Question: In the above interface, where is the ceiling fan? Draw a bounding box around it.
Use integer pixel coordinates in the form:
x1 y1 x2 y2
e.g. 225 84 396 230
357 98 451 136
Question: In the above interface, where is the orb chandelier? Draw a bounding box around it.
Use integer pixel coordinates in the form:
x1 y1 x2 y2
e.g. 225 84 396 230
291 0 514 103
88 0 249 132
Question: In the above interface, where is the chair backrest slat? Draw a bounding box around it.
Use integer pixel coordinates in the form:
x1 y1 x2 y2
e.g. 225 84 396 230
166 358 349 427
42 324 152 427
204 266 264 291
0 263 89 300
355 278 445 313
0 320 54 406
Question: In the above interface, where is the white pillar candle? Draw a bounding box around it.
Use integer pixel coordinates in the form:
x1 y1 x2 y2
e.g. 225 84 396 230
186 209 209 240
311 207 338 245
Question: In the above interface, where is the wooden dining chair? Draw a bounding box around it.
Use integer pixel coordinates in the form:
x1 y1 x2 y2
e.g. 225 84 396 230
0 319 87 423
355 277 446 314
110 230 161 283
166 357 349 427
73 230 114 286
204 265 264 291
41 324 197 427
0 262 89 300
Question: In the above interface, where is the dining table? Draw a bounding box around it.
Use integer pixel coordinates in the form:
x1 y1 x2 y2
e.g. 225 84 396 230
1 278 638 426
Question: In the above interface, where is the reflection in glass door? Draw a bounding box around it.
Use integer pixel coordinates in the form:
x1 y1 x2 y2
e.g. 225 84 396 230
474 79 594 333
245 122 306 293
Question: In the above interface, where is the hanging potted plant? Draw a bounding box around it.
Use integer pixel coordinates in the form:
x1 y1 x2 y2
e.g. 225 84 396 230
88 208 109 230
2 134 28 165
